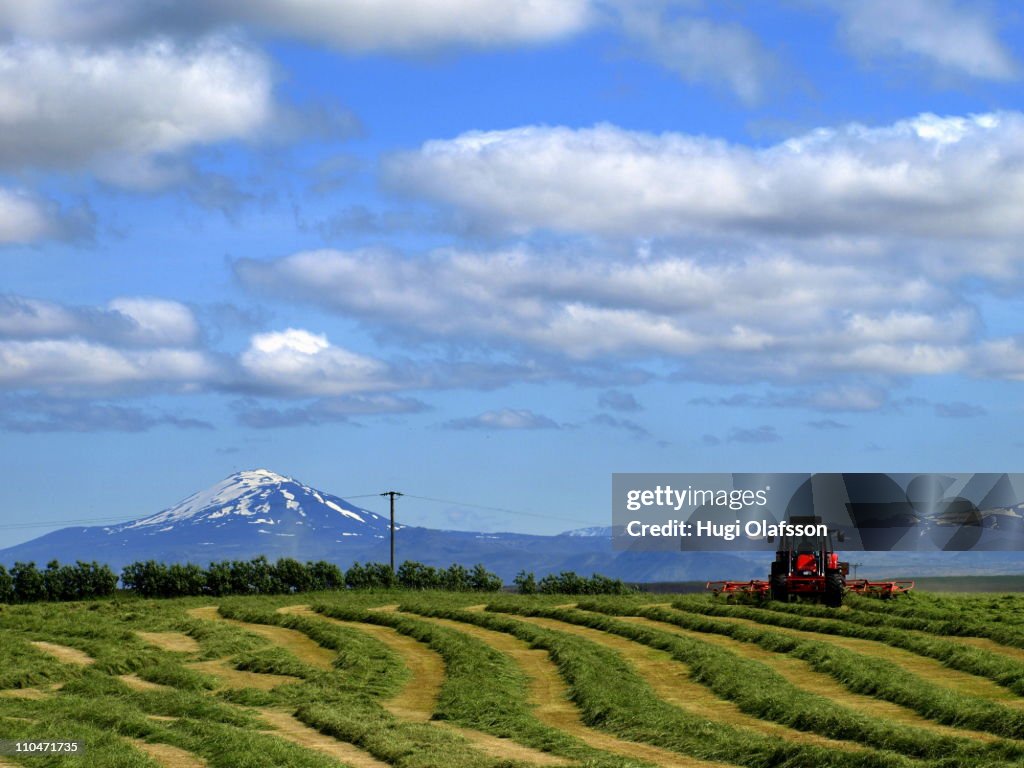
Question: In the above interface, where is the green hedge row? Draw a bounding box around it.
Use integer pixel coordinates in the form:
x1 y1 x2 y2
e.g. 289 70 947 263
0 557 506 601
513 569 633 595
0 560 117 603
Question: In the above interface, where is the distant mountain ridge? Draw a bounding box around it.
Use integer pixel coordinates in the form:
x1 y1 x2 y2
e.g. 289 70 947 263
2 469 1022 582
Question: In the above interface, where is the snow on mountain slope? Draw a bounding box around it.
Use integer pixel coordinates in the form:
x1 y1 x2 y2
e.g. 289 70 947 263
110 469 388 538
560 526 613 537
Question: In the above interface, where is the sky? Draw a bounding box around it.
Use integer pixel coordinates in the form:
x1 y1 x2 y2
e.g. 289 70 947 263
2 0 1024 545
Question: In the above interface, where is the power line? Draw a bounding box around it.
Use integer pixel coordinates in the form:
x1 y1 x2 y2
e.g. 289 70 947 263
401 493 593 526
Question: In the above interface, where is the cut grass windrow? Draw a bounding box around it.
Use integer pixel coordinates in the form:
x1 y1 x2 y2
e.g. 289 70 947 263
278 605 569 766
672 596 1024 701
697 613 1015 703
406 610 724 767
579 599 1024 745
610 612 1002 745
484 601 1024 766
257 707 391 768
503 612 871 754
311 600 664 767
398 601 942 768
759 600 1024 664
0 681 340 768
278 604 442 722
846 594 1024 633
210 600 576 768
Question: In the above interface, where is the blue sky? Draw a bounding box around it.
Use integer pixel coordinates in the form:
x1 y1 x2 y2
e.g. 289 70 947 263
2 1 1024 545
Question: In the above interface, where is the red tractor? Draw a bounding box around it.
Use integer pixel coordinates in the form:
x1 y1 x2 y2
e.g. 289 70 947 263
769 515 848 607
707 514 913 605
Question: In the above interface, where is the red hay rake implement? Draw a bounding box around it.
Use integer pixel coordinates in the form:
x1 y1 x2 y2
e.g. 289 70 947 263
706 580 771 601
846 579 915 599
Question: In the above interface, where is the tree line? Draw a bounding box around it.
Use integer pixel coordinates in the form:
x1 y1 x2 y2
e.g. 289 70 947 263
0 557 505 601
0 561 118 603
0 558 632 603
513 569 633 595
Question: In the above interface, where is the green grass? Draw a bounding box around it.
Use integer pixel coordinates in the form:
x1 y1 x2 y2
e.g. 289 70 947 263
483 600 1024 765
672 595 1024 696
5 589 1024 766
593 599 1024 742
311 596 641 767
401 599 926 768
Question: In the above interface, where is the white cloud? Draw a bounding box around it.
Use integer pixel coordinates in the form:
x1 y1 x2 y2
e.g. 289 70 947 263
975 339 1024 381
236 393 429 428
107 298 201 347
0 296 78 337
0 295 217 394
0 1 775 105
444 408 558 430
0 1 593 51
235 246 972 379
0 295 202 348
0 394 213 432
832 0 1017 80
0 37 272 182
829 344 968 376
843 309 975 345
0 339 216 391
239 328 391 396
236 0 593 52
385 112 1024 239
616 5 776 103
0 189 58 244
807 386 888 412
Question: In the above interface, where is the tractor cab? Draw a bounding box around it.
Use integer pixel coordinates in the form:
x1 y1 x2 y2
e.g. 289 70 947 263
770 515 848 606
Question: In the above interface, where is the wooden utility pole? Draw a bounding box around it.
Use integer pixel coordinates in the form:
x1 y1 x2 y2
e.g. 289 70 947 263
380 491 403 571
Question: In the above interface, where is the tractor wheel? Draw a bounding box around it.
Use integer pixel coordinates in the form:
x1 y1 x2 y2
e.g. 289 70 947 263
770 560 787 602
825 571 844 608
770 574 787 602
770 560 787 601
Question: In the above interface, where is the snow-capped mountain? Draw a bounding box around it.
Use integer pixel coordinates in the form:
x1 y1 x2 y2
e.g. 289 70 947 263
110 469 388 541
0 469 403 572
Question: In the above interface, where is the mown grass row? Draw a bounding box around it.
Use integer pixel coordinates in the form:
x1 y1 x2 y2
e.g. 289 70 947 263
671 595 1024 696
838 595 1024 649
209 598 565 768
578 598 1024 743
0 622 340 768
388 596 950 768
848 593 1024 624
309 598 642 767
763 596 1024 650
484 599 1024 766
0 676 343 768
